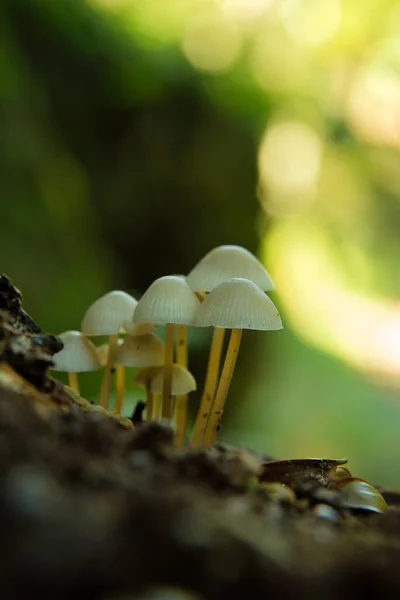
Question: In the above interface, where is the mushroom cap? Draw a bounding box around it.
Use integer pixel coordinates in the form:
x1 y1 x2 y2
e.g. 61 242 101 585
133 276 200 325
187 245 275 292
134 366 162 386
96 339 124 367
81 291 137 335
149 364 197 395
194 277 283 331
51 331 101 372
115 333 165 368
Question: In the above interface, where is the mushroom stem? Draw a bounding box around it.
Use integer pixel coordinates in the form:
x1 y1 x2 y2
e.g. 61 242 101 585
190 327 225 447
203 328 243 447
100 334 118 409
68 372 80 394
175 324 188 446
145 384 153 421
162 323 175 421
114 365 125 414
153 393 162 420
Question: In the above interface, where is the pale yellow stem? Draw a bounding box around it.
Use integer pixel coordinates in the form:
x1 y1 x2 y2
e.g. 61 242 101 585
145 385 154 422
68 372 79 394
114 365 125 415
153 393 162 420
203 328 243 448
100 334 118 409
162 323 175 421
175 324 188 447
190 327 225 447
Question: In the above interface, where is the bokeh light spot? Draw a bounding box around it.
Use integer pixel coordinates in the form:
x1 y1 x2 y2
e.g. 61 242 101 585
182 11 242 73
258 121 322 217
346 68 400 148
219 0 274 21
263 222 400 380
280 0 342 47
249 29 308 92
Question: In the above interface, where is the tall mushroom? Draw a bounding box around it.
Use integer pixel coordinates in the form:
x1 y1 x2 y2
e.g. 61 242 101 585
194 277 282 447
132 276 200 422
81 290 137 409
51 330 101 394
187 245 275 447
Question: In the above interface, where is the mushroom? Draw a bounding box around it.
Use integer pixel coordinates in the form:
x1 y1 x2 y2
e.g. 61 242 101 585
193 277 282 447
135 363 197 435
186 245 275 292
113 333 165 415
81 290 137 409
187 245 275 447
51 330 101 394
132 276 200 421
149 364 196 396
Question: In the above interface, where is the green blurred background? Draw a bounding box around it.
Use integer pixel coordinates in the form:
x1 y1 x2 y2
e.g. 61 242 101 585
2 0 400 486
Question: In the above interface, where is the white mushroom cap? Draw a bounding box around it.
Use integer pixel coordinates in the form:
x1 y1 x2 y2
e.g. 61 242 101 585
81 291 137 336
132 276 200 325
149 364 197 395
51 331 101 372
187 245 275 292
194 278 283 331
97 339 124 367
115 333 165 368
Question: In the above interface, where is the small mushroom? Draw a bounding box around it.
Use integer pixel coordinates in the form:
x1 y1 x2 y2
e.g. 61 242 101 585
132 276 200 422
135 364 197 428
51 330 101 394
149 364 197 396
113 333 165 415
81 290 137 409
194 278 282 447
187 246 275 448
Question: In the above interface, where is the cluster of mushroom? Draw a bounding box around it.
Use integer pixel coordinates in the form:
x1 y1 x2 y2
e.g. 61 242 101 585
51 245 283 447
